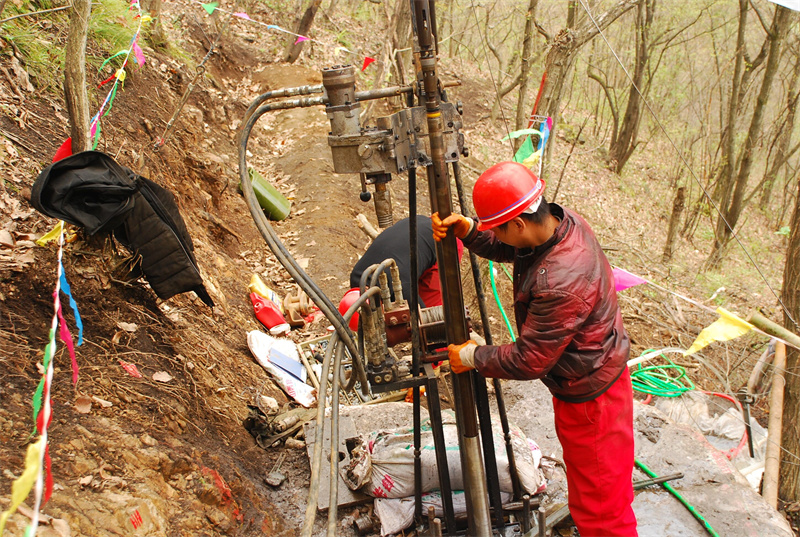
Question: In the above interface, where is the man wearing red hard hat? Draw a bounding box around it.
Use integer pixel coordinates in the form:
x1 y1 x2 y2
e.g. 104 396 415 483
432 161 637 537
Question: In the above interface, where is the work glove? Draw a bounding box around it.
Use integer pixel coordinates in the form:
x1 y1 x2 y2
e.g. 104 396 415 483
448 340 477 374
432 212 473 241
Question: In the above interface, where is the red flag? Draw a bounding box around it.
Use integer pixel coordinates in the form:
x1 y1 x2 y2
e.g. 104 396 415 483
53 138 73 162
362 57 375 71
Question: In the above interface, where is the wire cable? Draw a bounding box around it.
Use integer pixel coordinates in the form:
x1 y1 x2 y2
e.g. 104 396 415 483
469 0 515 156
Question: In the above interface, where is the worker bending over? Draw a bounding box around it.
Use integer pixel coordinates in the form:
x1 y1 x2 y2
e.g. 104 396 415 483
341 216 463 328
432 161 637 537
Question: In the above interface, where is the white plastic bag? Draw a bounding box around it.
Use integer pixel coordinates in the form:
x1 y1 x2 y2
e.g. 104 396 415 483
247 330 316 407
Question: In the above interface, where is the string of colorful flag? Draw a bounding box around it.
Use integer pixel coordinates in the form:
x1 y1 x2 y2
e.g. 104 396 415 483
612 266 797 358
500 117 553 176
0 1 138 530
0 225 83 535
193 0 377 71
53 0 150 160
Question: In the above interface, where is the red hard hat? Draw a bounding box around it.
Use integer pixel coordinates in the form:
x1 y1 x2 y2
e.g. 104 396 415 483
473 162 546 231
338 288 361 330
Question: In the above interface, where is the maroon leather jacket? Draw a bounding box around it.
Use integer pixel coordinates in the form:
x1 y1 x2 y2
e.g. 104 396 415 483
465 204 629 403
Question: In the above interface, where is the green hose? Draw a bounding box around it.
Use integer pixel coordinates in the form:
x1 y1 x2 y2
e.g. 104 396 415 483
631 349 694 397
489 261 516 342
635 459 720 537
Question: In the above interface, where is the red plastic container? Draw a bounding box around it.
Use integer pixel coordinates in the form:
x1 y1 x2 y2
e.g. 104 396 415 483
250 293 286 329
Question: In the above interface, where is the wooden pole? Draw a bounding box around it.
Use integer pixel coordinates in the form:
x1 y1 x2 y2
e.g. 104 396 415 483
64 0 92 152
748 311 800 350
763 341 787 508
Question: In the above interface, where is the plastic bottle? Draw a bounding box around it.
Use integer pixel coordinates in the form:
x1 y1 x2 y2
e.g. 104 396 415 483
246 167 291 221
249 274 283 312
250 293 289 332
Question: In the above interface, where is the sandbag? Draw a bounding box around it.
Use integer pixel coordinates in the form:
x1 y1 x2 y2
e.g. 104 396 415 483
342 410 544 499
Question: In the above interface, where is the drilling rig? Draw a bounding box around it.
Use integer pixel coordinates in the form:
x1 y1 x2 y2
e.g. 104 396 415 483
238 1 538 535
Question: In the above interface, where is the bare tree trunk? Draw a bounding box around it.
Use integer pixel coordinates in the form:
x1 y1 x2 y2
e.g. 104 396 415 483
779 175 800 501
711 0 748 207
608 0 654 174
143 0 168 49
284 0 323 64
662 186 685 263
587 66 618 147
533 0 638 180
513 0 540 147
0 0 8 18
707 6 793 268
761 46 800 208
64 0 92 153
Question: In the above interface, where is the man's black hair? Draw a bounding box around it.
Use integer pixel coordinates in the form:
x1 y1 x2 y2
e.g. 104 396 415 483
497 196 550 230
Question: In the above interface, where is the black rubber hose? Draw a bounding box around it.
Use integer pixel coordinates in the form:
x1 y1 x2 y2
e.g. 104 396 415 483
242 84 324 126
238 98 369 394
303 287 381 536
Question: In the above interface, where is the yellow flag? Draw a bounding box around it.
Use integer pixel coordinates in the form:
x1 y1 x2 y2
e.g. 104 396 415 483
0 436 45 533
35 221 64 247
684 307 754 356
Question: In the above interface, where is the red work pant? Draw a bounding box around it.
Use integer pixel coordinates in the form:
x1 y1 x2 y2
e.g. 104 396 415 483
553 368 637 537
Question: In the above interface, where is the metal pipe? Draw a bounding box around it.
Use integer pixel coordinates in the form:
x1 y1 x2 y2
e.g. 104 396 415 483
633 472 684 490
521 494 531 533
413 0 491 533
537 506 546 537
353 79 461 102
473 372 505 530
453 161 522 501
409 168 424 525
424 363 456 534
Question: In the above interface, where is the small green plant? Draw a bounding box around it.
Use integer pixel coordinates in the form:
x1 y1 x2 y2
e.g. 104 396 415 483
776 226 791 236
1 0 139 92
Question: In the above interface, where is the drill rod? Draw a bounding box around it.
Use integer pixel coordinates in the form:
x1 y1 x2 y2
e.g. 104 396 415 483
413 0 491 535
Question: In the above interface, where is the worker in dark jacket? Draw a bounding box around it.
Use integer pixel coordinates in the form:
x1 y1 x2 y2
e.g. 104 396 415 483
348 215 463 308
432 161 637 537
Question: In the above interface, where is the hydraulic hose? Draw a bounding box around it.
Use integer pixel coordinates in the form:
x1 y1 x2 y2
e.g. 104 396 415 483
635 459 720 537
238 97 369 394
302 287 381 537
242 84 324 126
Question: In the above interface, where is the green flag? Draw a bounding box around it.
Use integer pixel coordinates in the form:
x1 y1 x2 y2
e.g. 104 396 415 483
201 2 219 15
513 136 534 164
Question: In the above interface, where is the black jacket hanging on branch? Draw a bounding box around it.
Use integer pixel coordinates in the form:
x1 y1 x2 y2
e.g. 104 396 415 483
31 151 214 307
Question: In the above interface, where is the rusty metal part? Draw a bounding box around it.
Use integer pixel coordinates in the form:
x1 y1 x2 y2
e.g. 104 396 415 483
521 495 532 533
353 515 374 535
283 286 316 328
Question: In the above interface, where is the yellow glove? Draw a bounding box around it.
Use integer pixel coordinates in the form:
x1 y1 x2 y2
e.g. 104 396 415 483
448 340 477 374
431 212 473 241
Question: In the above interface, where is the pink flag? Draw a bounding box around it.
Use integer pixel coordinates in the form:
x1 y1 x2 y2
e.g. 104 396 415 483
233 12 251 20
362 56 375 71
132 42 146 66
613 267 648 292
294 35 308 45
